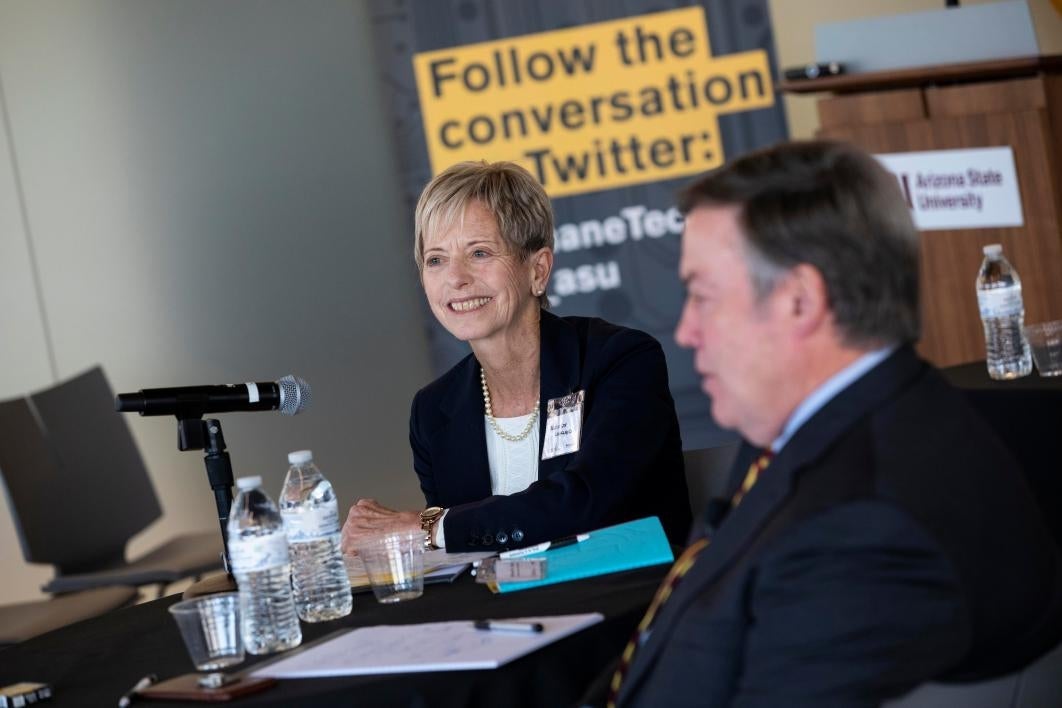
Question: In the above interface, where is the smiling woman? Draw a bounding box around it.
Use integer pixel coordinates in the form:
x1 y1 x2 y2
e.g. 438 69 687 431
340 161 691 554
420 199 549 348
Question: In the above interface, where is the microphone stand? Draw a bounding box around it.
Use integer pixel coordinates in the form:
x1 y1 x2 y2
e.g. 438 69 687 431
177 415 238 596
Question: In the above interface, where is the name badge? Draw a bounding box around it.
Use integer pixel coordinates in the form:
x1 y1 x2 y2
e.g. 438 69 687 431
541 391 584 460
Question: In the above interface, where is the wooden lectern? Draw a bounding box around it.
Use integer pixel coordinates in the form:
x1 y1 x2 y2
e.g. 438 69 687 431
781 56 1062 368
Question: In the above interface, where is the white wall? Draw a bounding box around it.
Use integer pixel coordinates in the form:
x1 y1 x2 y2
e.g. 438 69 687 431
0 0 433 604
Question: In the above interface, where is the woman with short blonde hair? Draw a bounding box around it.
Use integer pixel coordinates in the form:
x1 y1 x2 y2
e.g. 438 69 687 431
342 161 690 553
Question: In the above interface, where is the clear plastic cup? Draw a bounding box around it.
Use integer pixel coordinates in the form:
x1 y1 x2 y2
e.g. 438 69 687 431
168 592 245 671
356 530 425 603
1024 321 1062 377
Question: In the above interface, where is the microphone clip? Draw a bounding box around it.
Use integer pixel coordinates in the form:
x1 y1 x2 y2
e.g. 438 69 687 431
177 416 208 452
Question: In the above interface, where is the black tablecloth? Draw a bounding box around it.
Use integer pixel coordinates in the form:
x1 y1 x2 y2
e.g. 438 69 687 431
941 360 1062 391
0 565 667 708
942 360 1062 549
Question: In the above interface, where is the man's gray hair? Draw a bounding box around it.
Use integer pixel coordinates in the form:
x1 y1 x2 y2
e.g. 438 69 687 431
678 140 920 346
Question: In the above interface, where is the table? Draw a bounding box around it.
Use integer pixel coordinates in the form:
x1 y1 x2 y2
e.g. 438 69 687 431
941 360 1062 391
0 565 667 707
943 360 1062 548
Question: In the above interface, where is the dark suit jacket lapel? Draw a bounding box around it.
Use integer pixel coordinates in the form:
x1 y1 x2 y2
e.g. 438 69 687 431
537 311 582 481
619 346 926 700
431 356 492 505
619 443 801 698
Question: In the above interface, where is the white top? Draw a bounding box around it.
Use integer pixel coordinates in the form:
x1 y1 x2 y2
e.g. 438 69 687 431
235 475 262 490
288 449 313 465
484 413 541 496
436 414 540 550
984 243 1002 256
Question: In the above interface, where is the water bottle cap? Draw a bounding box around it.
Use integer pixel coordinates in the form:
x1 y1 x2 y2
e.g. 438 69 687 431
983 243 1003 256
287 450 313 465
235 475 262 490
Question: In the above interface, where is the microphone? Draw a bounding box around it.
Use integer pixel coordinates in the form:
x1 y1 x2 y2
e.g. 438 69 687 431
782 61 844 82
115 375 311 417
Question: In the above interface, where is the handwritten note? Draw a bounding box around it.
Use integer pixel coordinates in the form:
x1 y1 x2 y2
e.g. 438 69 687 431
251 613 604 677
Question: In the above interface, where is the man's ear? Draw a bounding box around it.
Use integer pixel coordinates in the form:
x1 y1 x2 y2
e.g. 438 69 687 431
784 264 830 337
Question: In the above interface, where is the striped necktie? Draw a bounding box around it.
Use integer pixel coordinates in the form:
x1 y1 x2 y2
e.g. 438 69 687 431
606 451 772 707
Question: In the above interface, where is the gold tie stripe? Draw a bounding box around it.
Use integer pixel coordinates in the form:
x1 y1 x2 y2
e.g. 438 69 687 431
606 452 773 708
729 451 771 508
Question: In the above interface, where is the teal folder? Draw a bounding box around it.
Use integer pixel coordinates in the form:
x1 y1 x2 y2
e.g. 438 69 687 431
496 516 674 593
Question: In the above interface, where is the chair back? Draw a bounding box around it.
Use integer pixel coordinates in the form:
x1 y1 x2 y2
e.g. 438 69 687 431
884 638 1062 708
683 442 739 521
0 367 161 574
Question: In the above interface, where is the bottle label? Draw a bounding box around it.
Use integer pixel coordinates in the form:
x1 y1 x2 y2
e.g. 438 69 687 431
228 533 290 572
281 504 340 542
977 285 1024 319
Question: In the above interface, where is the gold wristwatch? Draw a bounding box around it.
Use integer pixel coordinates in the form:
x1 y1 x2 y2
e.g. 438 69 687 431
420 506 444 551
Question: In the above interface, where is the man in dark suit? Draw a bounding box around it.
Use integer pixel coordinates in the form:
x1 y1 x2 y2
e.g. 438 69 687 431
608 140 1062 707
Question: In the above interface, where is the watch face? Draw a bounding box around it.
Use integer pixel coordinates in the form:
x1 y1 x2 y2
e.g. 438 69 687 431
420 506 443 527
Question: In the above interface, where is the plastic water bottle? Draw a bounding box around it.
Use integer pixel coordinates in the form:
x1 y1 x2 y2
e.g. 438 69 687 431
279 450 352 622
976 244 1032 380
227 475 302 654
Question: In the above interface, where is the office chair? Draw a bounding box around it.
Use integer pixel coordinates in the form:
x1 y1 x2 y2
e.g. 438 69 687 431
883 639 1062 708
0 367 223 597
682 442 739 521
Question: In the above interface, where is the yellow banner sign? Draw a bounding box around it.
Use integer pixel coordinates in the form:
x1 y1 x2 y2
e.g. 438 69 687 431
413 6 774 198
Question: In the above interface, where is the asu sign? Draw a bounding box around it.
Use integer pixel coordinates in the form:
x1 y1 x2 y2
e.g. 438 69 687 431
876 147 1025 231
413 6 774 197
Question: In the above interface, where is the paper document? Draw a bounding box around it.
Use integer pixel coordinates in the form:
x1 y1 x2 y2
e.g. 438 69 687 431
423 550 497 566
345 550 495 590
252 613 604 677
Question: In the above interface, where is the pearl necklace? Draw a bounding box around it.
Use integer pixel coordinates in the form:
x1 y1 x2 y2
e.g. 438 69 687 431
480 368 539 443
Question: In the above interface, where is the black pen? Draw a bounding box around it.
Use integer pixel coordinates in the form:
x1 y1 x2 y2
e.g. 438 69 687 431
118 673 157 708
474 619 545 633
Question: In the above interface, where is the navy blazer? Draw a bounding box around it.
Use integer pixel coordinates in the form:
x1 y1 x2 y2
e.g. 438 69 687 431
409 311 691 551
616 346 1062 707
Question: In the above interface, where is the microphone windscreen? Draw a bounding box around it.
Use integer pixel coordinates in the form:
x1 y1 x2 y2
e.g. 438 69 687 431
278 375 310 415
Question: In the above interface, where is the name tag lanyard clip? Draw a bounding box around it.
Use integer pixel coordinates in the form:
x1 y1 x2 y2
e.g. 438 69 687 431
542 390 585 461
